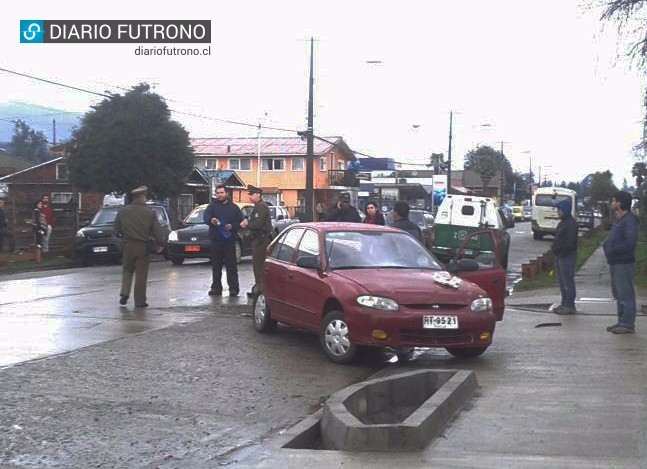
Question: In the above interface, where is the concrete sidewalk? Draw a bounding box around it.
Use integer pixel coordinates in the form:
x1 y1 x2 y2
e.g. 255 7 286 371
508 244 647 320
243 246 647 467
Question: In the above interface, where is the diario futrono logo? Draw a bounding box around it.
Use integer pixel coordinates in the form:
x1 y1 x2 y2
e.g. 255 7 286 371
20 21 44 43
19 20 210 43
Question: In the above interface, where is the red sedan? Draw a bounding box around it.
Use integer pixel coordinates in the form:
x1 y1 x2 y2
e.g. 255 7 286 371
253 223 506 364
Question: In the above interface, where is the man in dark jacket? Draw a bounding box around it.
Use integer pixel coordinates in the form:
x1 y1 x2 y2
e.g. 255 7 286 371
551 198 578 315
390 201 422 241
324 192 362 222
203 184 244 297
603 191 639 334
0 198 17 254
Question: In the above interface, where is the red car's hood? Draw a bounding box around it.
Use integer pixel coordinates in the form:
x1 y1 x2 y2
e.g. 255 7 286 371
333 268 485 304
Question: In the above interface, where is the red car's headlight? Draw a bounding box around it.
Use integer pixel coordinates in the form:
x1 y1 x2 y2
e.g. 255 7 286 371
357 296 399 311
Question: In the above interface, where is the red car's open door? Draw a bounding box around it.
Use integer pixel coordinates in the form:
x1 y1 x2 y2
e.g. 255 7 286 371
450 230 507 321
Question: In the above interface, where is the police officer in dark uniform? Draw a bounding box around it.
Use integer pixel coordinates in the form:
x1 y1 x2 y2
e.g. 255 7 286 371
245 185 272 298
115 185 166 308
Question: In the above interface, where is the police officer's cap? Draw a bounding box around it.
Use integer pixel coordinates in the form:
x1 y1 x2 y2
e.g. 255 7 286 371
130 185 148 195
247 184 263 195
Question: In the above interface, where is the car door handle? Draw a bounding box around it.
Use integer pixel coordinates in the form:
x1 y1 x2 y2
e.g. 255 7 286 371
287 274 293 281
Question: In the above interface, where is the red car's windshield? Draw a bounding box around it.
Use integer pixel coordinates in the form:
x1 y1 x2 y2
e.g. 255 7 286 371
324 231 443 270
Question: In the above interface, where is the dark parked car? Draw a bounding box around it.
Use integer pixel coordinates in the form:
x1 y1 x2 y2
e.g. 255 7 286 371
166 203 253 265
74 204 171 266
253 223 507 364
384 209 435 248
577 210 595 230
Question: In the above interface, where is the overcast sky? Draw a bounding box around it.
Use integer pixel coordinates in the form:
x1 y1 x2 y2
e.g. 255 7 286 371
1 0 644 186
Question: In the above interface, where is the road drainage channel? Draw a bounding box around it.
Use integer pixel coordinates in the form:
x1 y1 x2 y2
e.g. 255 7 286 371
275 369 478 452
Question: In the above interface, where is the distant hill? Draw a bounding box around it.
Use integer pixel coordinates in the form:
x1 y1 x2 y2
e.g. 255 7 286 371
0 101 84 144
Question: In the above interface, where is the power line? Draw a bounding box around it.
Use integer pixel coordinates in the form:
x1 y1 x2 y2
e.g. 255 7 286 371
0 66 301 134
0 67 112 98
0 66 432 166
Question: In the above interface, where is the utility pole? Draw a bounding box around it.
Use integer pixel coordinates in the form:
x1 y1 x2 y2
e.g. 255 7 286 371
52 119 56 145
497 141 510 203
304 37 315 222
529 155 533 206
447 111 453 195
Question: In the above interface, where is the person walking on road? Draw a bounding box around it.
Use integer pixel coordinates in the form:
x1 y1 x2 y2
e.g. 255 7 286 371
551 198 578 315
0 198 18 254
324 192 362 222
390 201 422 241
363 201 385 225
603 191 639 334
114 185 166 308
40 194 55 253
203 184 244 297
244 185 272 298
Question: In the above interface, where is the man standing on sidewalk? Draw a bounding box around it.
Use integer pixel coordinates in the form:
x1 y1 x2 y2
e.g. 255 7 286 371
551 198 578 315
603 191 639 334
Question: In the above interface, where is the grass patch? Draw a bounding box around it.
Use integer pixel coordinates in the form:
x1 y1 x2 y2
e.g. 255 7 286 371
514 227 608 292
634 236 647 290
0 254 77 276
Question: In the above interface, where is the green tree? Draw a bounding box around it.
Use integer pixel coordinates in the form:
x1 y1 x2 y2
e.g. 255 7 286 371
632 161 647 185
67 84 194 199
10 119 51 162
588 170 618 208
464 145 502 193
599 0 647 154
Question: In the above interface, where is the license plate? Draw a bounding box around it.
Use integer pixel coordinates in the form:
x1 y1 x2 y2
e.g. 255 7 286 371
185 245 200 252
93 246 108 253
423 315 458 329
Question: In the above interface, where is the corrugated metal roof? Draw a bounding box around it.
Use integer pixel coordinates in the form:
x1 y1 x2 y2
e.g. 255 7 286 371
191 137 344 157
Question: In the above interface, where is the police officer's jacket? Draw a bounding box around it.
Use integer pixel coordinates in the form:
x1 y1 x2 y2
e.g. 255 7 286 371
247 201 272 239
115 203 166 245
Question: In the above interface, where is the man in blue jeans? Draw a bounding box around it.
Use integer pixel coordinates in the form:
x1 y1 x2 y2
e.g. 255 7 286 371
551 198 578 314
603 191 639 334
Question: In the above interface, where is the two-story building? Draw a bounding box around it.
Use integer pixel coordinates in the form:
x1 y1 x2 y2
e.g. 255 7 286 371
191 136 358 213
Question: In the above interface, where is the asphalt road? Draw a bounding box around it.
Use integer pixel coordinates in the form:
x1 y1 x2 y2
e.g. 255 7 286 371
0 225 555 369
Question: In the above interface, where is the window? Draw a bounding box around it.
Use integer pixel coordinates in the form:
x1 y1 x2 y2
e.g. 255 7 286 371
229 158 251 171
275 228 304 263
292 157 304 171
320 157 327 171
296 229 319 259
262 158 284 171
56 163 69 180
176 194 194 219
338 161 345 170
51 192 73 204
204 158 218 169
461 206 475 216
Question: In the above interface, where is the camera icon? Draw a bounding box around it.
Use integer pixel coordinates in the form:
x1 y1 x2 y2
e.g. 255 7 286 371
20 21 44 43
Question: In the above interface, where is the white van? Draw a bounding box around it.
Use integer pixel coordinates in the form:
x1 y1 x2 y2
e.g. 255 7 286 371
531 187 577 240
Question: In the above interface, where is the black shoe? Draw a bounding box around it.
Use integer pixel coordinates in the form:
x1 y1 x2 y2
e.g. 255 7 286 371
119 295 128 305
208 289 222 296
135 303 148 308
246 291 254 298
229 291 239 297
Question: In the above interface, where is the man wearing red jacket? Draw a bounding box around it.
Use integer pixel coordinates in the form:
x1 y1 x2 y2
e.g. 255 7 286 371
40 194 55 252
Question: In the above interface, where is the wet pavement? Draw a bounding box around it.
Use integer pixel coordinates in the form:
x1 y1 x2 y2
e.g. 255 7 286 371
1 243 646 467
0 259 255 368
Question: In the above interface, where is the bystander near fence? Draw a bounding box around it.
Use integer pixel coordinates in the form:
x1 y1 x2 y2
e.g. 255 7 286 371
0 200 94 259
